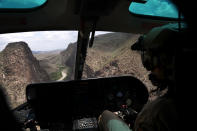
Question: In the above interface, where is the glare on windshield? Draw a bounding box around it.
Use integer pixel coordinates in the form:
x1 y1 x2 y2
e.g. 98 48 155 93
0 0 47 9
129 0 179 19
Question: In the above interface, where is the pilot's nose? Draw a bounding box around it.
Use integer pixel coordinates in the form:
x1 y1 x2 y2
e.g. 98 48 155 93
151 67 164 80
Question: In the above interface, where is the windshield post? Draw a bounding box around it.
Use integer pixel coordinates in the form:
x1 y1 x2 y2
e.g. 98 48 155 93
74 18 91 80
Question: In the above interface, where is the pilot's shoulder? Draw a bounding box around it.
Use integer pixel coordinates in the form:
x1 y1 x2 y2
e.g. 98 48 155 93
134 97 177 131
143 96 176 114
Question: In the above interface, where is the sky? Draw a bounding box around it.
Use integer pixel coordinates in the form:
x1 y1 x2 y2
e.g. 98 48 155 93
0 31 110 51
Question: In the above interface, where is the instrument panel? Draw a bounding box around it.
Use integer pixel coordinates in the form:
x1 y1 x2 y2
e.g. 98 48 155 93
26 76 149 123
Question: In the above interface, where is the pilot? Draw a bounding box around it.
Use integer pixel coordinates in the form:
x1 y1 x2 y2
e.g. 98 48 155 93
98 23 182 131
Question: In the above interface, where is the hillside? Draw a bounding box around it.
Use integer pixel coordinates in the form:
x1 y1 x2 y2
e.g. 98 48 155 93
34 50 63 79
84 33 139 72
33 43 76 81
59 43 77 80
0 42 50 108
83 33 155 93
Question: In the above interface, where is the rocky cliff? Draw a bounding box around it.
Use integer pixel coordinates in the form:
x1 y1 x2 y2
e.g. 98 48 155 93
60 43 77 80
0 42 50 108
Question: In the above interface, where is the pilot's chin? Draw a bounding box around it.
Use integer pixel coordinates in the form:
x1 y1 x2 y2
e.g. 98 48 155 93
149 73 167 90
149 73 160 86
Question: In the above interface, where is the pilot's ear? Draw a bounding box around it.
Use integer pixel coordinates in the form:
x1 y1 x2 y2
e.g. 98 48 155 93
131 35 145 51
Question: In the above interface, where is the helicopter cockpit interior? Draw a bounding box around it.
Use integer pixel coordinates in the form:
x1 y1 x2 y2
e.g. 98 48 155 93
0 0 194 131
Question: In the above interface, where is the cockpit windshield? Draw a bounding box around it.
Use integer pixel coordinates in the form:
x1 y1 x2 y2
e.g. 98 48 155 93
0 31 154 109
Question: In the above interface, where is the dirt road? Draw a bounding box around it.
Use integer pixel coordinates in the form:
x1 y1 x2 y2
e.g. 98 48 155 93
57 70 67 81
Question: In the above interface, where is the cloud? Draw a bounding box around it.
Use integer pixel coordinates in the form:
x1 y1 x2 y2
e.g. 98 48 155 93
0 31 110 51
